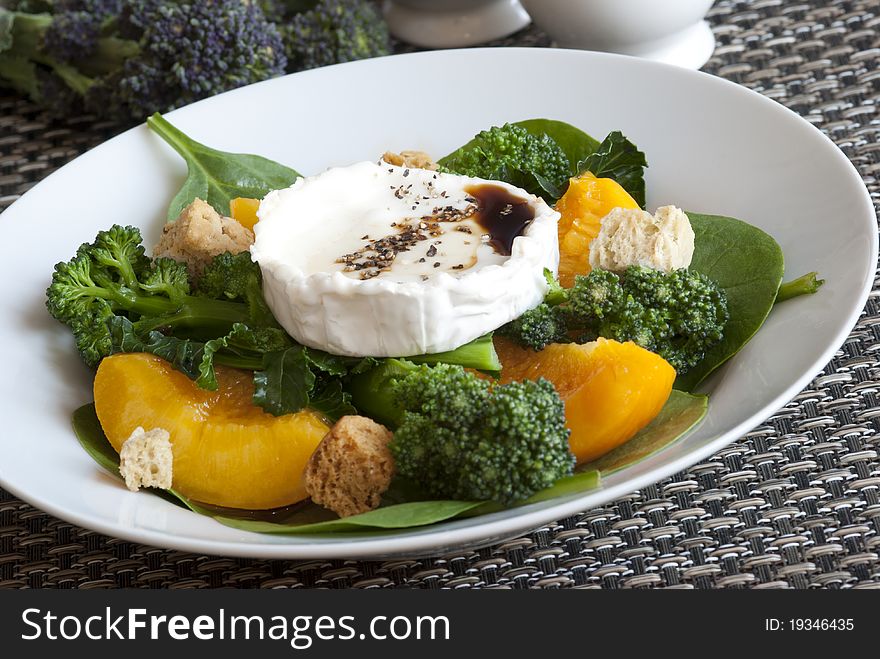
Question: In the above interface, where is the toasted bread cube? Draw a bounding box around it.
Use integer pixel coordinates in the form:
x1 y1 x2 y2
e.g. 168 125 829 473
304 416 395 518
154 198 254 280
119 426 173 492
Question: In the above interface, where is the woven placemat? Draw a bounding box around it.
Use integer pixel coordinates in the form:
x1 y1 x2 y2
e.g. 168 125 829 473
1 0 879 589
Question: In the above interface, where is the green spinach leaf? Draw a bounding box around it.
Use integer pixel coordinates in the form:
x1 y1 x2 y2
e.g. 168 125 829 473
308 379 357 422
72 404 123 476
214 500 486 535
147 112 300 221
305 350 351 377
576 131 648 208
676 213 785 391
461 470 601 517
583 390 708 474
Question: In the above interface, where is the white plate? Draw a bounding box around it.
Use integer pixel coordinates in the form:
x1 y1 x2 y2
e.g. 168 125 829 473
0 48 874 559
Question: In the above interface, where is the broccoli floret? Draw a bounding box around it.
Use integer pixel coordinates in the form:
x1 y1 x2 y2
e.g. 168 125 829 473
498 270 570 350
278 0 391 71
440 124 570 202
388 363 574 505
499 304 569 351
197 251 278 328
41 10 102 63
198 252 261 302
568 266 729 372
1 1 287 121
350 360 574 503
46 225 268 367
54 0 124 12
140 257 191 302
500 266 729 373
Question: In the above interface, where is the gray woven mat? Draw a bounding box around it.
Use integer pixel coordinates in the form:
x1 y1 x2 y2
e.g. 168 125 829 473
2 0 879 589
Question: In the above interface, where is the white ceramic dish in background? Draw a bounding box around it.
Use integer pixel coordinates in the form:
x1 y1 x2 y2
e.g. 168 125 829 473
0 48 874 559
383 0 530 48
520 0 716 69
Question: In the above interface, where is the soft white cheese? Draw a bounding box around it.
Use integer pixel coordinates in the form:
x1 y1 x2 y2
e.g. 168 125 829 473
251 161 560 357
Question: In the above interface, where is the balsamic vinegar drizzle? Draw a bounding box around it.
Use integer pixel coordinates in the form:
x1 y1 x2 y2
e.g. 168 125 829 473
466 184 535 257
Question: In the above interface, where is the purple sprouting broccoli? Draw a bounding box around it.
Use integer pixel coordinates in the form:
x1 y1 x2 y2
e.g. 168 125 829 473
0 0 287 121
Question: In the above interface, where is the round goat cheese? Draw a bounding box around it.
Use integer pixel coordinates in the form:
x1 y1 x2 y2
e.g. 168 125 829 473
251 161 560 357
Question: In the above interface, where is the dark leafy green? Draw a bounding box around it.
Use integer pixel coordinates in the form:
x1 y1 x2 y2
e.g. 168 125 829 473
583 391 708 474
576 131 648 208
109 313 353 419
252 347 365 420
147 112 300 221
776 271 825 303
309 380 357 421
109 316 207 381
253 347 315 416
676 213 785 391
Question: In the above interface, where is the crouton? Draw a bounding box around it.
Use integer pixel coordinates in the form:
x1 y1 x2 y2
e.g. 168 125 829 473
589 205 695 273
382 150 438 171
119 426 173 492
304 416 395 518
154 198 254 280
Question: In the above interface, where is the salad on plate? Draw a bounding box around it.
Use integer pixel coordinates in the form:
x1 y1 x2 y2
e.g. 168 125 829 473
47 115 823 534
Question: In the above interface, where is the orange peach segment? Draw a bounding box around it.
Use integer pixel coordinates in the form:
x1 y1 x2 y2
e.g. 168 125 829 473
229 197 261 231
496 337 674 463
94 353 330 509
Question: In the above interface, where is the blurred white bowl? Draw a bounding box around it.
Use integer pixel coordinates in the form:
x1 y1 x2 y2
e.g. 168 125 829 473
520 0 715 69
383 0 531 48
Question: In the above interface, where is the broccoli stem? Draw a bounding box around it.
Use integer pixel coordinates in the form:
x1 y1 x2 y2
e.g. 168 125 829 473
0 54 39 98
4 11 49 57
76 36 139 77
346 358 416 428
1 9 97 96
128 295 254 335
212 353 264 370
146 113 200 167
776 272 825 303
407 333 501 373
79 281 253 336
